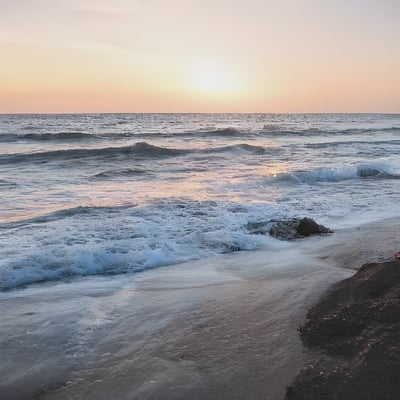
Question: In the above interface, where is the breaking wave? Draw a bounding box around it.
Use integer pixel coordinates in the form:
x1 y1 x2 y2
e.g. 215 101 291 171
275 163 400 184
0 201 287 290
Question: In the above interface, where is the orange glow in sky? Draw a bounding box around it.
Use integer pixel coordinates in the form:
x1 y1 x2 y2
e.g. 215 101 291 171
0 0 399 113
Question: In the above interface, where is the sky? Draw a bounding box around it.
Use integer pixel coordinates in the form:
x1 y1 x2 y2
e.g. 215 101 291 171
1 0 399 113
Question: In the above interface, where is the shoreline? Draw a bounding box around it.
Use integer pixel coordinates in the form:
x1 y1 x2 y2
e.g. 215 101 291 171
1 218 399 399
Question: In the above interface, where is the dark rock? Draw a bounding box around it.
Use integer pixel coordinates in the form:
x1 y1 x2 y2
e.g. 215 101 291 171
296 217 333 237
246 217 333 240
285 259 400 400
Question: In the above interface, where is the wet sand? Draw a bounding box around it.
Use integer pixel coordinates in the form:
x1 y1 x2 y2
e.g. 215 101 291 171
1 218 398 400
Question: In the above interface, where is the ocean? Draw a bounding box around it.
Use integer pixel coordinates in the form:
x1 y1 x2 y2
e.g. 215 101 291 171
1 113 400 290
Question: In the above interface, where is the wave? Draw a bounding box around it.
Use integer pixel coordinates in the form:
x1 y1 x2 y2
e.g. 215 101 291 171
156 125 400 139
206 143 267 155
198 127 244 137
90 168 149 180
0 201 284 290
0 127 246 143
275 163 400 184
0 179 17 190
22 132 96 141
0 142 189 165
303 139 400 149
0 205 135 229
21 125 36 131
3 125 399 143
261 126 400 137
0 142 270 165
135 127 249 139
0 131 97 142
340 126 400 134
146 125 400 140
261 126 329 137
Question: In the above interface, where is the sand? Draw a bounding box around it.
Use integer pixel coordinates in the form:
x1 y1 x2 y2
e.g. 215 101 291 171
1 218 398 400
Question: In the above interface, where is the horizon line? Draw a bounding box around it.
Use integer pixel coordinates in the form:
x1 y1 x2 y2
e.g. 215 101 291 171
1 111 399 116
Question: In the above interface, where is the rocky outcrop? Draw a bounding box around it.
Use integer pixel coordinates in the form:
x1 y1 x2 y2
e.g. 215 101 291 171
285 259 400 400
246 217 333 240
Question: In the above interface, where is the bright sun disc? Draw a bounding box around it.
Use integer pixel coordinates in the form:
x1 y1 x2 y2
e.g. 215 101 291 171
189 62 237 94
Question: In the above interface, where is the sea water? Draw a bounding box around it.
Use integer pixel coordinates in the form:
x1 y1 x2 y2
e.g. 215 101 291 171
1 113 400 289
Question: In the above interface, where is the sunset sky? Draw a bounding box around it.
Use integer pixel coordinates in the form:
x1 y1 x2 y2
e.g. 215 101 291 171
1 0 399 113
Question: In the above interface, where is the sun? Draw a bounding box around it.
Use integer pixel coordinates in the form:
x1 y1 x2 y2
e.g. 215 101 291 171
188 62 238 95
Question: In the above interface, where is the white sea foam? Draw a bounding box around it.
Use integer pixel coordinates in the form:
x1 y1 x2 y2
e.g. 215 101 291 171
0 201 293 289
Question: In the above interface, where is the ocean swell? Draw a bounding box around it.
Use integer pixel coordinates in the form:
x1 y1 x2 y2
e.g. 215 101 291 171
261 126 400 137
0 142 189 165
21 131 96 141
0 141 271 165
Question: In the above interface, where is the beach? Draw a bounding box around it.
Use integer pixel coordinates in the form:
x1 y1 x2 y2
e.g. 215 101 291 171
1 113 400 399
3 217 399 399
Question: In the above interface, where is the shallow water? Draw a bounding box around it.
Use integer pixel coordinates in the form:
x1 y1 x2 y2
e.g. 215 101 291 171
1 206 398 399
0 232 354 400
